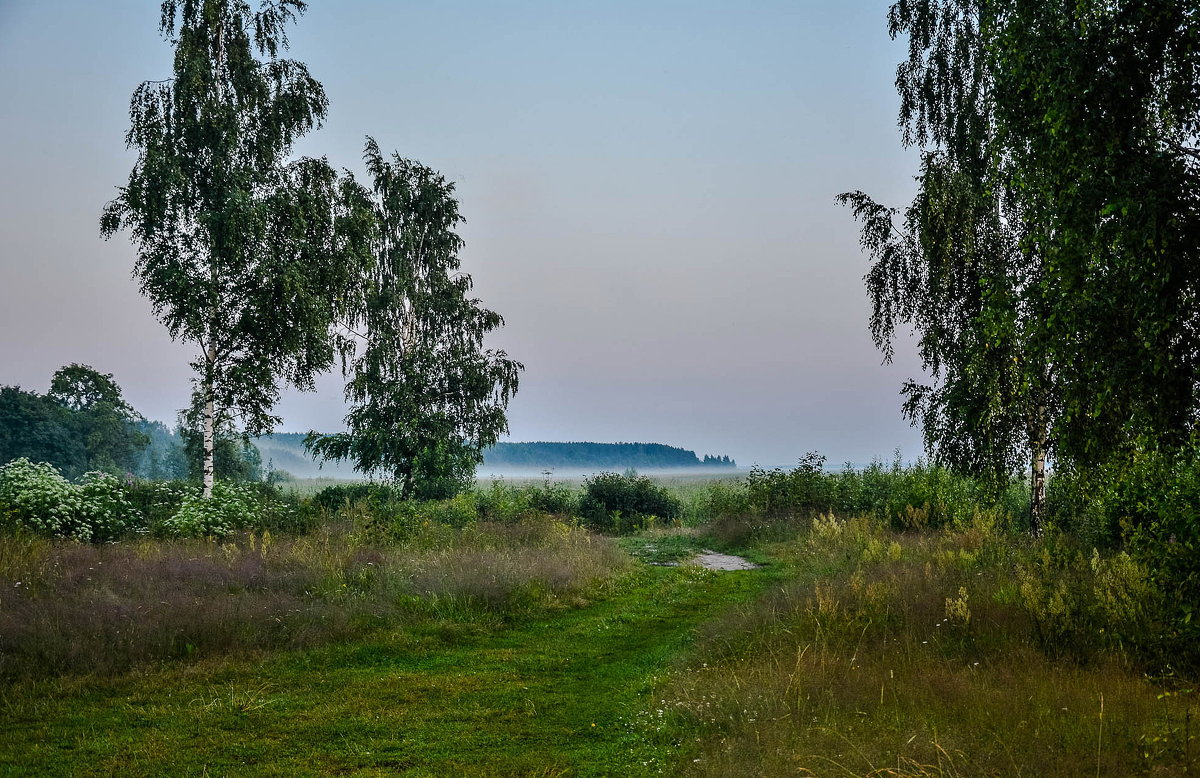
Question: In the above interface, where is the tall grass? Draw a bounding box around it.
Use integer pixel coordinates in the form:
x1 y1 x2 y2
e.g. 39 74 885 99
0 516 627 680
652 512 1197 776
687 455 1028 549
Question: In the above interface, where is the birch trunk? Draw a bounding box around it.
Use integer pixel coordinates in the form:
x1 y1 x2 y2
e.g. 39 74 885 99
203 390 215 499
1029 405 1047 536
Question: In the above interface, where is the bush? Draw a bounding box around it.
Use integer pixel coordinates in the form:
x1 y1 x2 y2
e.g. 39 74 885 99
1098 447 1200 667
72 472 136 542
420 492 479 528
162 481 258 538
126 479 190 531
0 459 77 538
520 481 579 516
310 482 409 513
578 471 680 533
744 452 832 518
0 459 137 542
474 480 532 523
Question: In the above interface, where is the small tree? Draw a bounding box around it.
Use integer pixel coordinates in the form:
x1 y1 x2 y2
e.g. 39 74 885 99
308 139 522 499
101 0 363 497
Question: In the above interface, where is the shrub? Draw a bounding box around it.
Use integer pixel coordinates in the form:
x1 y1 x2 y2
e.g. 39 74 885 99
1101 447 1200 667
475 480 533 523
311 482 403 513
578 471 680 533
162 481 258 538
72 471 137 542
126 479 191 532
519 481 578 516
744 452 832 518
0 459 77 538
420 492 479 528
0 459 137 542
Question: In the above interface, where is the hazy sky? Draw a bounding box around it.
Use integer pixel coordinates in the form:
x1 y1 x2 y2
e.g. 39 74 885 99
0 0 928 468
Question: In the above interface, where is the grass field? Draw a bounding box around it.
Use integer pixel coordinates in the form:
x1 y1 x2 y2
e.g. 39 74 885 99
1 556 774 776
3 472 1198 776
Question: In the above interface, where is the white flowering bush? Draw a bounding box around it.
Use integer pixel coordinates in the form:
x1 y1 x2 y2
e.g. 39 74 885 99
0 458 77 537
0 459 138 542
74 472 137 541
164 481 258 538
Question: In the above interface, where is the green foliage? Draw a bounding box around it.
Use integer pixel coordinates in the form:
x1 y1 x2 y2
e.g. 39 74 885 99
579 471 681 533
0 458 316 542
1015 539 1166 665
307 139 521 499
181 425 262 483
0 386 86 479
1102 448 1200 663
474 480 579 523
847 0 1200 532
125 480 192 531
0 459 77 538
1 366 149 479
993 1 1200 459
162 481 260 539
132 420 190 480
697 454 1028 547
839 0 1056 529
73 472 137 542
310 482 401 513
482 441 734 470
48 364 149 475
0 459 134 542
101 0 365 493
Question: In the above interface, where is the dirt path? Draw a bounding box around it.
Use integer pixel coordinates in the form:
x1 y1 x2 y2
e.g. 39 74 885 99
687 550 760 570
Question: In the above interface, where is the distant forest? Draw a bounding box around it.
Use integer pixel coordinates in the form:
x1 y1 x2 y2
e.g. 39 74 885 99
1 372 735 481
258 435 735 474
480 442 735 470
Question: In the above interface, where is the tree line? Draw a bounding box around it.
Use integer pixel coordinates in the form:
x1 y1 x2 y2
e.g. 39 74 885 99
0 364 261 483
481 442 735 470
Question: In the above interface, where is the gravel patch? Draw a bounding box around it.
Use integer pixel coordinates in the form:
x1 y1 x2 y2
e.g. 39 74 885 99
662 550 760 571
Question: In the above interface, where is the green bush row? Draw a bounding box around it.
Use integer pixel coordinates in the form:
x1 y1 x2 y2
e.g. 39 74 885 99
690 452 1028 542
0 458 318 541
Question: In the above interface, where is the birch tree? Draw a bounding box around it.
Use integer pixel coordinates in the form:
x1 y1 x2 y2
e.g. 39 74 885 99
838 0 1058 531
101 0 362 496
307 139 522 499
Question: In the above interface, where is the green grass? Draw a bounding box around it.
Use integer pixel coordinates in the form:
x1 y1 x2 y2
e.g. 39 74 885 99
5 464 1198 777
616 528 707 565
647 514 1200 777
0 564 776 777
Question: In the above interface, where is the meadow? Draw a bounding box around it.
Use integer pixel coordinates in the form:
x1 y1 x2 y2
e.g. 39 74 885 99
1 462 1197 776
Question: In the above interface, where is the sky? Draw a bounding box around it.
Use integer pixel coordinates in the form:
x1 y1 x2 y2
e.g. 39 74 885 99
0 0 927 468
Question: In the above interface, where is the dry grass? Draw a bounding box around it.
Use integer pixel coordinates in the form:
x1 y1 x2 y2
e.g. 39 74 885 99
654 514 1199 776
0 516 628 680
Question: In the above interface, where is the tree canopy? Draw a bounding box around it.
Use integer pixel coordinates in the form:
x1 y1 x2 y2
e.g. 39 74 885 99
841 0 1200 529
992 0 1200 462
101 0 364 496
839 0 1057 529
0 365 148 478
307 140 522 499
